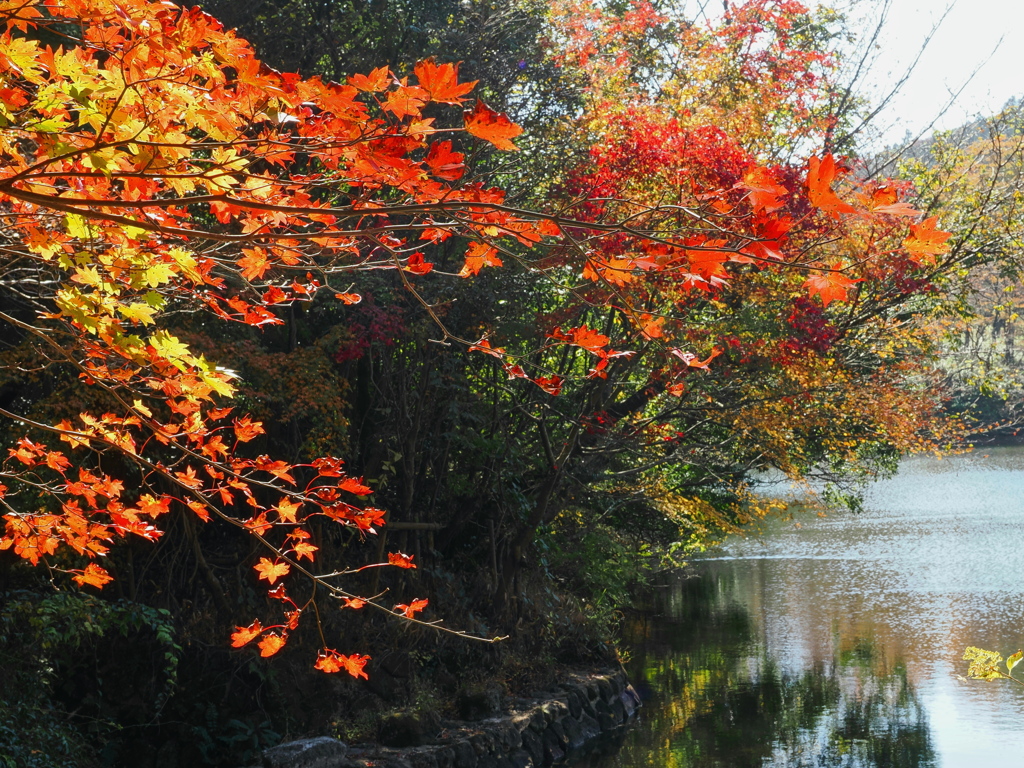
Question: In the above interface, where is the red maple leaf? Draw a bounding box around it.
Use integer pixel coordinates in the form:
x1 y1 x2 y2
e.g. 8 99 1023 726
424 140 465 181
404 252 434 275
394 598 429 618
388 551 417 569
533 375 563 396
737 166 787 213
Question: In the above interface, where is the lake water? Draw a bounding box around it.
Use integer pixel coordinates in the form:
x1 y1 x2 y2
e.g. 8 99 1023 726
586 448 1024 767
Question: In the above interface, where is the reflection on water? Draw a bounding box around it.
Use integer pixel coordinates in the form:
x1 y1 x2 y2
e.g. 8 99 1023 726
585 448 1024 768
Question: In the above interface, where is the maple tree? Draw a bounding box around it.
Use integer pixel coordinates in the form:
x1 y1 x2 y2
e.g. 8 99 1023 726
0 0 566 674
0 0 973 702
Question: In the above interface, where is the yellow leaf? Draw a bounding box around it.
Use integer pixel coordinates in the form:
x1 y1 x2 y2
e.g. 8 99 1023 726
119 302 157 325
141 263 176 288
150 330 191 363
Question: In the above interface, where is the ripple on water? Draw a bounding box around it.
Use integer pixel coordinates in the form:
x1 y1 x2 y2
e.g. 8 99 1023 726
583 447 1024 768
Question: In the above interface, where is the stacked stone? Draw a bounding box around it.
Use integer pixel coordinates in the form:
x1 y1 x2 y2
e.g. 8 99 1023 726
260 669 641 768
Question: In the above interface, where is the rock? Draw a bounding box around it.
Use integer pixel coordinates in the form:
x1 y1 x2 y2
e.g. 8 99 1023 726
457 684 503 721
263 737 349 768
379 711 441 748
519 729 543 767
468 731 493 756
561 716 585 752
508 750 533 768
541 728 565 766
544 720 566 751
563 689 582 720
407 750 439 768
610 697 626 724
619 688 640 719
452 739 477 768
578 713 601 742
538 701 567 724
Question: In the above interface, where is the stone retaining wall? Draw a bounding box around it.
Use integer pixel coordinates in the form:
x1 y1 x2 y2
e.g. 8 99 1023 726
262 669 640 768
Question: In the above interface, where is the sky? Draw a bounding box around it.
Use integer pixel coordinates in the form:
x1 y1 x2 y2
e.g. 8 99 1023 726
856 0 1024 146
685 0 1024 148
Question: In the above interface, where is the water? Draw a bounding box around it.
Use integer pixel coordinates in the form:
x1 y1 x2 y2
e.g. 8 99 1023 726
588 448 1024 767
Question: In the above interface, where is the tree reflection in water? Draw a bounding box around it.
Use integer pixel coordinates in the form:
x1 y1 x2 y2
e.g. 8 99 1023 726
584 569 937 768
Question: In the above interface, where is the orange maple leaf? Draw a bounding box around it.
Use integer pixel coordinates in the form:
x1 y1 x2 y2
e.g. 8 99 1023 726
414 59 476 104
233 416 265 443
258 633 287 657
737 166 787 213
72 563 113 589
187 500 211 522
315 650 370 679
348 65 391 92
292 541 318 561
267 584 290 602
459 241 503 277
238 247 270 280
276 497 301 523
244 513 273 536
670 347 723 370
903 216 952 262
339 477 372 495
335 292 362 304
803 264 863 307
254 557 290 584
230 619 263 647
314 650 344 673
342 597 367 609
639 314 665 340
394 598 429 618
686 248 731 280
807 155 856 216
255 456 296 484
464 100 523 151
424 140 465 181
388 551 417 569
570 326 610 353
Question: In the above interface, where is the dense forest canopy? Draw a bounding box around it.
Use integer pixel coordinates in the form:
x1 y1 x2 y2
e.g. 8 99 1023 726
0 0 1017 765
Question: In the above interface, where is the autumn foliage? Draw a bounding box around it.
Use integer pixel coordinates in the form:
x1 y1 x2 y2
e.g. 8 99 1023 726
0 0 966 692
0 0 554 674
